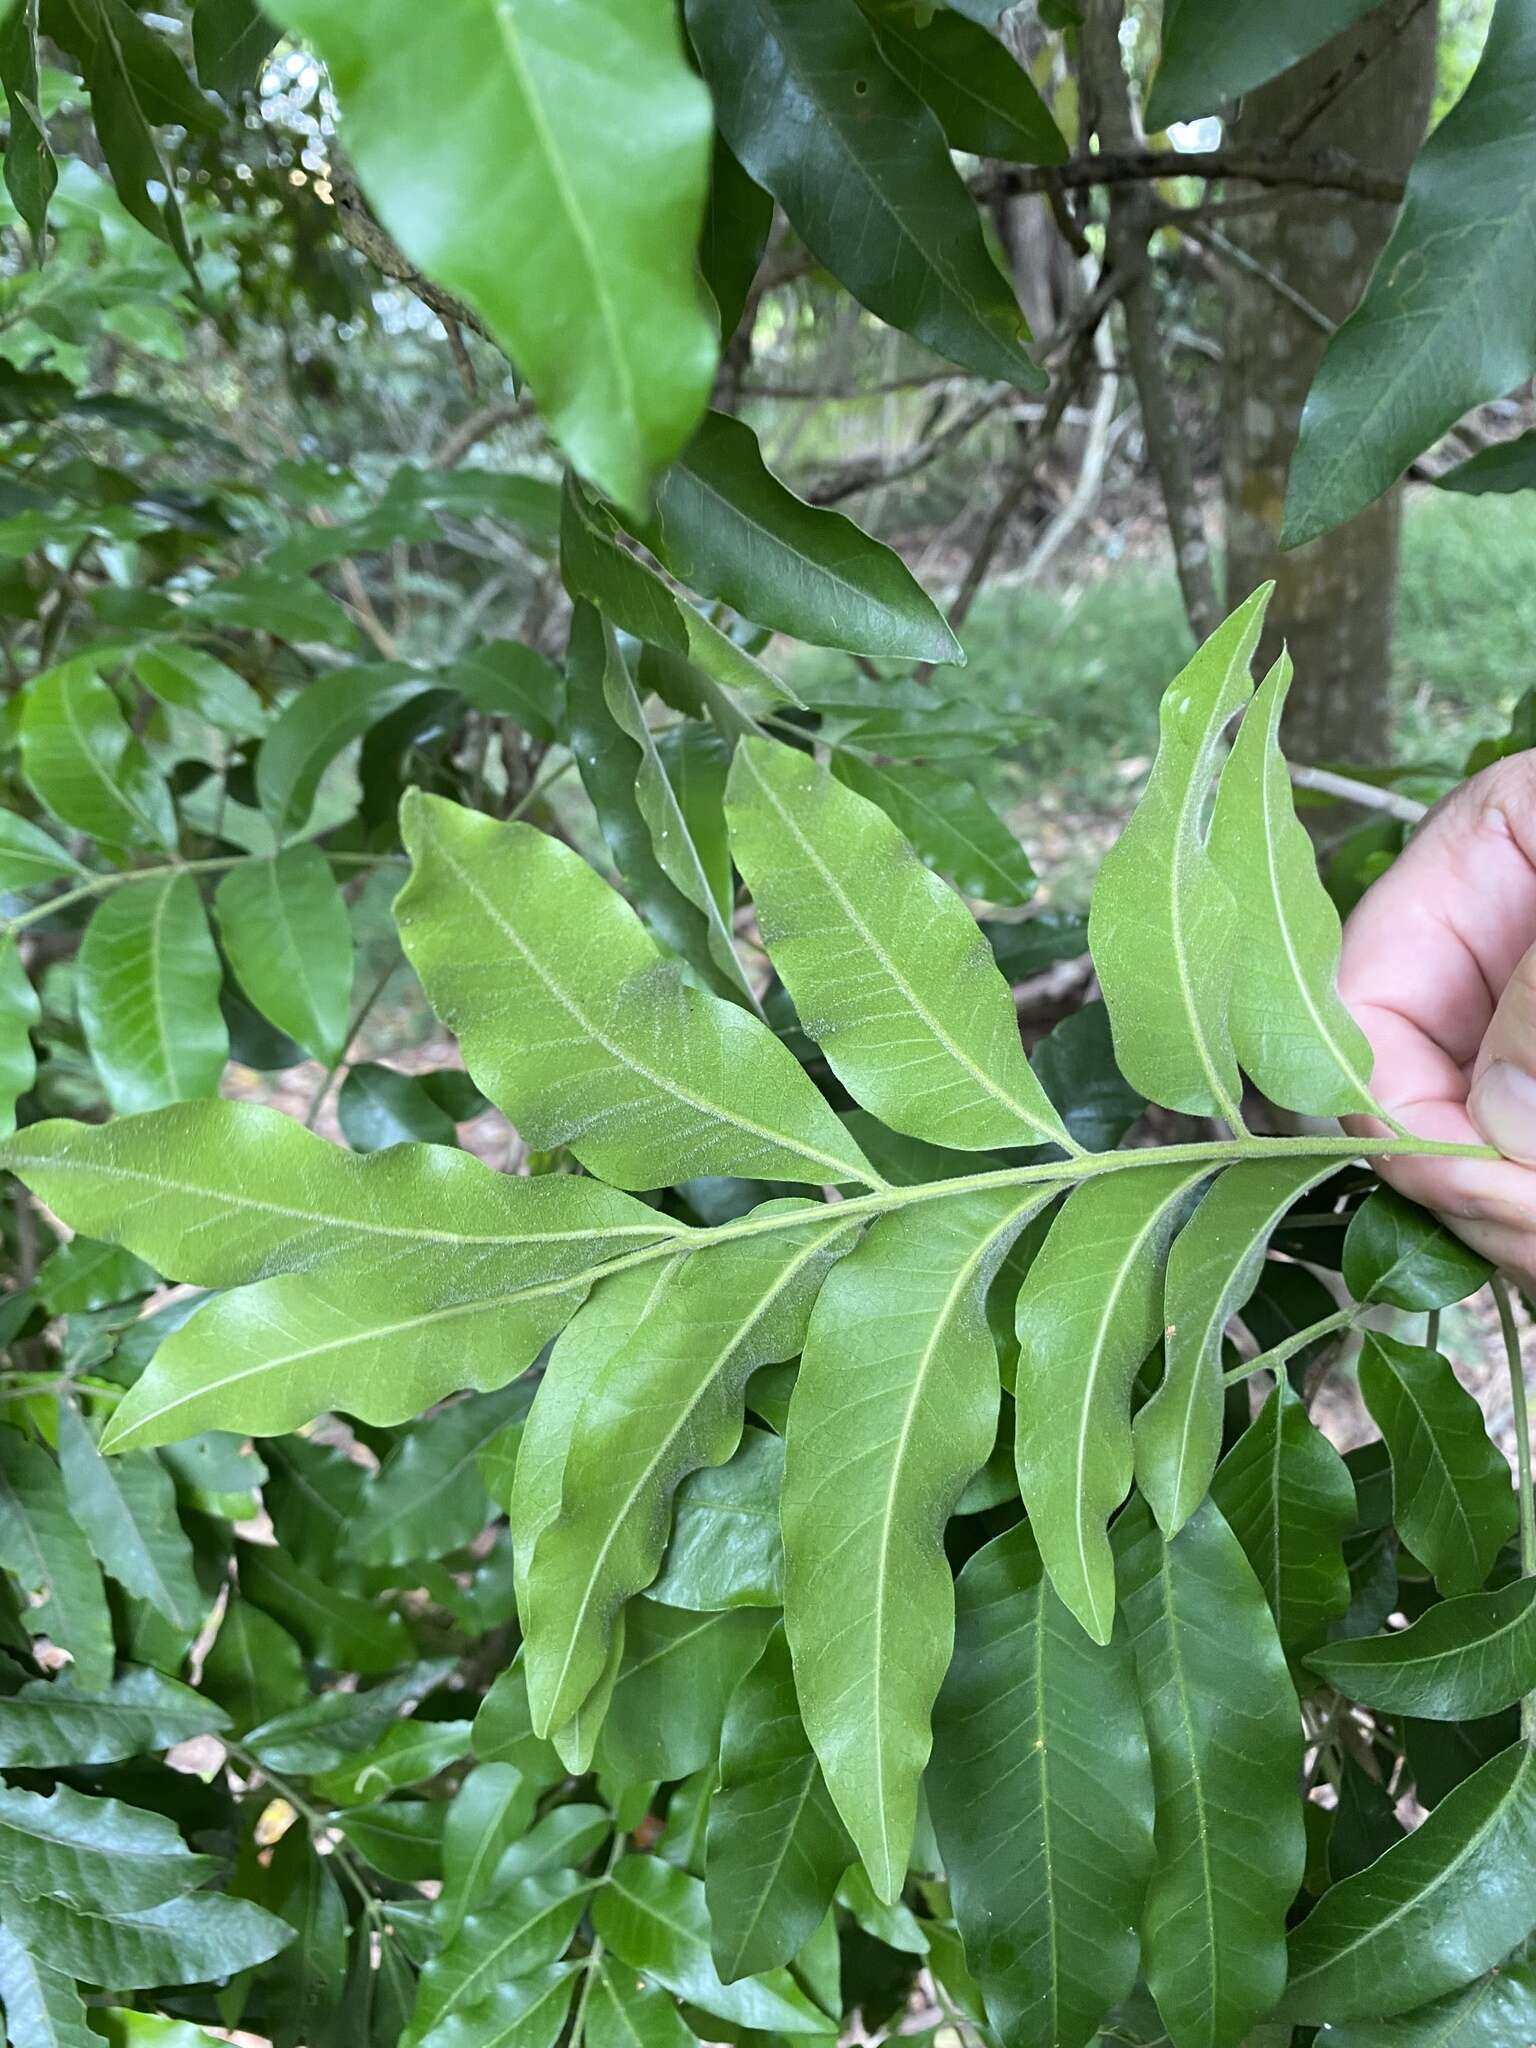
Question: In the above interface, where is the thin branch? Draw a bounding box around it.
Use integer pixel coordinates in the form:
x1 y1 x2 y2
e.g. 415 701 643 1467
1174 216 1335 333
985 147 1405 206
433 396 532 468
808 386 1012 505
1288 764 1428 823
326 152 495 345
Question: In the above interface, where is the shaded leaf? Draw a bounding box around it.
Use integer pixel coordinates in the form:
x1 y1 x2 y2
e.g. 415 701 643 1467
0 1781 215 1913
649 1424 784 1611
55 1401 202 1631
592 1600 772 1787
133 645 265 739
1308 1580 1536 1720
0 1886 292 1992
21 659 176 853
856 0 1068 163
1344 1191 1495 1311
0 1923 96 2048
0 1425 114 1689
1146 0 1376 127
0 1667 228 1768
255 663 432 836
214 845 354 1063
832 755 1036 906
347 1386 530 1569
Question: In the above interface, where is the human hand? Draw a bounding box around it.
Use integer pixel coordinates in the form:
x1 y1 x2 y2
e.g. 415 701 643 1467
1338 752 1536 1291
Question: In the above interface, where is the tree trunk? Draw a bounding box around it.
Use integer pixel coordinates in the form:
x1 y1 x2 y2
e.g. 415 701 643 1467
1221 2 1438 768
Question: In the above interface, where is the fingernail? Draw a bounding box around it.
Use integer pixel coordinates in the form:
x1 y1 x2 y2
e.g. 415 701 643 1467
1469 1061 1536 1165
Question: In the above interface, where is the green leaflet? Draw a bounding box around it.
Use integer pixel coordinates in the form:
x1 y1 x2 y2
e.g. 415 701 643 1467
1285 1742 1536 2022
0 1887 292 1993
1284 0 1536 544
254 662 432 835
1358 1334 1517 1598
21 659 176 852
591 1600 772 1787
77 877 228 1114
0 1425 114 1690
524 1204 853 1738
413 1966 582 2048
706 1623 853 1982
245 1661 454 1775
0 937 40 1136
783 1187 1054 1899
1206 658 1380 1118
408 1872 591 2043
448 639 565 744
831 755 1037 908
1437 430 1536 497
1118 1498 1305 2048
201 1601 307 1732
0 1668 228 1768
1211 1378 1356 1661
1317 1947 1536 2048
1135 1159 1334 1535
133 644 265 739
855 0 1068 163
1344 1190 1495 1312
1145 0 1377 127
592 1854 830 2035
510 1261 684 1639
640 411 961 663
311 1719 475 1805
686 0 1042 389
252 1827 348 2046
236 1542 409 1674
338 1803 445 1885
397 791 877 1190
585 1954 698 2048
268 0 715 516
0 1782 215 1914
0 808 84 892
214 844 354 1063
347 1387 529 1568
1014 1161 1211 1644
650 1425 785 1611
727 739 1070 1152
55 1401 203 1630
1308 1581 1536 1721
1089 588 1270 1122
928 1522 1155 2048
337 1065 460 1153
567 601 755 1006
0 1102 674 1290
0 1924 96 2048
0 2 56 250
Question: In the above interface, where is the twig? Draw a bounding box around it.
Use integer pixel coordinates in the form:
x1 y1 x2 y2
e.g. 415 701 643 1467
1020 316 1123 586
1287 764 1428 824
327 152 495 346
303 955 403 1130
434 396 533 468
808 387 1011 505
1084 0 1221 643
1223 1306 1359 1386
1175 216 1335 334
985 147 1405 206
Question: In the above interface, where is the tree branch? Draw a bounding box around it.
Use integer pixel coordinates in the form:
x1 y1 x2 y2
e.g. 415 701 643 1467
1287 764 1428 823
986 147 1405 206
433 397 533 468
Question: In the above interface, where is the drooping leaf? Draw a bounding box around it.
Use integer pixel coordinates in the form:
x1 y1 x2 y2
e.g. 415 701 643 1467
524 1204 853 1738
1315 1946 1536 2048
686 0 1043 389
214 845 354 1063
77 879 228 1115
1309 1580 1536 1720
38 0 218 276
784 1187 1055 1898
269 0 716 516
1343 1191 1495 1311
254 663 432 836
706 1622 853 1982
236 1542 411 1673
0 939 40 1136
0 2 57 247
20 659 176 853
1206 657 1381 1117
0 1667 228 1768
0 1425 114 1689
1089 589 1270 1120
0 1923 96 2048
592 1599 772 1787
566 601 755 1005
929 1521 1156 2048
200 1599 307 1731
1145 0 1377 127
592 1854 830 2035
1285 1741 1536 2022
54 1401 203 1631
0 1782 214 1914
0 808 81 895
700 134 773 339
854 0 1068 163
347 1386 529 1569
727 738 1071 1151
1014 1160 1211 1643
1118 1498 1305 2048
831 756 1037 907
649 1424 784 1611
192 0 281 97
1284 0 1536 544
1358 1333 1517 1597
1210 1377 1356 1661
641 412 961 663
0 1886 293 1992
1135 1159 1334 1535
396 791 877 1190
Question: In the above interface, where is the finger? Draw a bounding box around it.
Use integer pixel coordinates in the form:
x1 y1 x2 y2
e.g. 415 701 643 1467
1338 753 1536 1069
1467 941 1536 1167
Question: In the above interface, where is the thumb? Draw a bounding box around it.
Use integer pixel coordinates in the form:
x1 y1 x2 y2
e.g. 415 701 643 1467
1468 941 1536 1166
